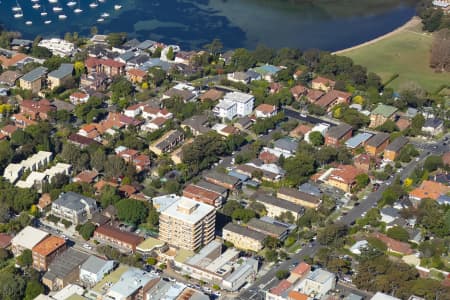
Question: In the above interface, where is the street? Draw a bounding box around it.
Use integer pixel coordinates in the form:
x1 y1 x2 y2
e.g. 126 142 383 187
237 135 449 299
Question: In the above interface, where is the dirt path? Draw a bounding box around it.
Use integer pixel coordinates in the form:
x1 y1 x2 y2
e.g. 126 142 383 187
332 16 422 55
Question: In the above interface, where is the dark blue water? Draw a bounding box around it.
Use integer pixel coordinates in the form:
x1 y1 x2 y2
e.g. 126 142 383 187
0 0 416 51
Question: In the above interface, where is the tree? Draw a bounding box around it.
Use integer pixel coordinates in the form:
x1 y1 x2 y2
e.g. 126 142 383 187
0 271 26 300
264 237 280 249
222 200 242 217
115 199 148 225
423 155 443 172
166 47 175 61
91 148 106 172
386 226 410 242
430 29 450 72
24 280 44 300
308 131 324 146
317 223 347 246
265 249 278 262
77 222 96 240
204 38 223 57
16 249 32 267
275 270 290 280
232 208 256 223
230 48 256 71
354 173 370 191
147 257 157 265
106 32 127 47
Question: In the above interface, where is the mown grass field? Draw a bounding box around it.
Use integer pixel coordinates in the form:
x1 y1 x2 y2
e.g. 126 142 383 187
341 23 450 92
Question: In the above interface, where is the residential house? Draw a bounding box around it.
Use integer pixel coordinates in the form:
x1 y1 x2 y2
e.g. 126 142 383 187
372 232 414 255
380 207 400 224
51 192 98 225
181 114 211 136
365 132 390 156
246 218 288 241
47 63 73 89
0 70 22 86
149 130 185 155
42 248 89 291
252 64 281 82
141 106 172 120
94 224 144 253
80 73 108 91
11 226 49 256
199 89 224 102
227 71 252 84
396 117 411 131
68 133 100 149
289 124 313 139
0 233 12 249
69 92 89 105
163 84 197 102
255 104 278 118
372 292 401 300
409 180 450 201
0 52 28 68
311 76 335 92
277 187 321 209
369 104 398 128
304 123 330 144
222 223 266 252
32 236 67 271
203 171 241 190
422 118 444 136
19 99 55 120
290 85 308 100
127 68 147 84
345 132 373 150
325 123 353 146
269 82 283 94
315 90 352 111
85 57 126 76
320 165 363 193
384 137 409 161
354 154 373 172
306 89 325 103
74 170 99 184
1 125 18 138
19 66 48 93
274 137 299 156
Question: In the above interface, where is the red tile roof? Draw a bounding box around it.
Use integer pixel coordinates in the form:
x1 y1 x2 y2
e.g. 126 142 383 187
372 232 413 255
32 236 65 256
270 279 292 296
127 68 147 77
95 224 144 246
0 233 12 248
256 104 277 114
291 262 311 276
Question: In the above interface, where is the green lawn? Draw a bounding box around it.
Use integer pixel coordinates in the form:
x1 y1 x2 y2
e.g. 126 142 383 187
342 27 450 92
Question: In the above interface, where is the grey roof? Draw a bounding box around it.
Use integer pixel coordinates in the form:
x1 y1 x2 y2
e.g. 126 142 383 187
122 39 141 49
278 187 321 205
11 39 33 46
54 192 97 211
44 248 89 280
247 218 287 237
223 223 267 241
48 63 73 79
386 136 409 152
326 123 353 139
345 132 373 149
366 132 390 148
109 267 157 298
245 70 260 80
194 180 227 195
273 137 298 153
228 170 250 182
181 114 210 133
252 192 304 213
118 51 135 62
81 255 112 274
128 54 150 65
139 58 171 71
21 66 48 82
298 182 322 197
345 293 363 300
204 171 240 186
423 118 443 129
137 40 156 50
155 130 184 150
381 206 399 218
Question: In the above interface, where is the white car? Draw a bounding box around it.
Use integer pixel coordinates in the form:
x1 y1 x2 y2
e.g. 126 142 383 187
83 243 92 250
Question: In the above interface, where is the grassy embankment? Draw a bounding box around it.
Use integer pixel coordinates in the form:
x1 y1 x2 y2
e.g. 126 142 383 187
338 18 450 93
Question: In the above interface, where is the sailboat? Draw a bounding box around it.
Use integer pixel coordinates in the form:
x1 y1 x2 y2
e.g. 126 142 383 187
25 20 33 25
12 1 21 11
89 0 98 8
114 4 122 10
73 1 82 13
48 0 58 3
58 14 67 19
14 12 24 18
32 3 41 9
67 1 76 7
41 6 48 16
101 12 109 18
53 5 63 12
44 20 52 24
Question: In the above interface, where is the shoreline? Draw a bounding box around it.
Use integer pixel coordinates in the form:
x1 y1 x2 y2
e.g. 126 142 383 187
332 16 421 55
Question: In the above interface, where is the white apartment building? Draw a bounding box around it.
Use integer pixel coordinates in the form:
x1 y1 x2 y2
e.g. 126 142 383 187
38 38 75 57
3 151 53 183
304 123 330 144
15 163 72 191
213 92 254 120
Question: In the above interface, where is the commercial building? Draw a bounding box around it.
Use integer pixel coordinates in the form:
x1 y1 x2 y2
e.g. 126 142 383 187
159 196 216 251
19 66 48 93
93 224 144 253
149 130 185 155
325 123 353 146
369 103 398 128
51 192 98 225
365 132 390 156
11 226 49 256
277 187 321 209
252 192 304 220
222 223 266 252
32 236 67 271
79 255 115 287
47 63 74 89
384 136 409 161
43 248 90 291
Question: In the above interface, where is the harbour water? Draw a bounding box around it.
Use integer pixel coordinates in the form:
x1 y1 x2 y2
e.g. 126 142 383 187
0 0 416 50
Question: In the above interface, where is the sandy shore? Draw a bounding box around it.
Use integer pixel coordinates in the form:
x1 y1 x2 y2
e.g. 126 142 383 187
332 16 421 55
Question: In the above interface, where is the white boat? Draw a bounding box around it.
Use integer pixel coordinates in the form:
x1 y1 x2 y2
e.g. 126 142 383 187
101 12 109 17
99 0 105 2
53 6 63 12
14 12 23 18
25 21 33 25
89 1 98 8
44 20 52 24
114 5 122 10
67 1 76 7
48 0 58 3
32 3 41 9
58 14 67 19
41 10 48 16
74 7 82 13
12 2 21 12
31 0 40 3
97 17 104 22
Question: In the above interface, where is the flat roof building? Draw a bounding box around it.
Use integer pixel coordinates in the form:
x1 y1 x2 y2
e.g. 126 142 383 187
159 196 216 251
32 235 67 271
222 223 266 252
11 226 49 256
52 192 98 225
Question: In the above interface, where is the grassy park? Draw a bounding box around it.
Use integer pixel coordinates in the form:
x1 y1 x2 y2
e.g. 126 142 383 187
340 19 450 92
